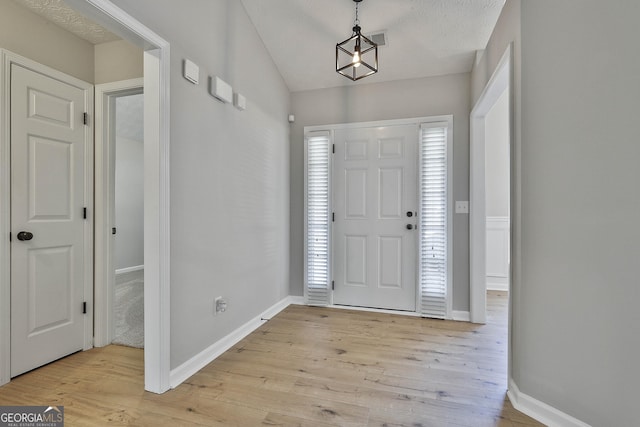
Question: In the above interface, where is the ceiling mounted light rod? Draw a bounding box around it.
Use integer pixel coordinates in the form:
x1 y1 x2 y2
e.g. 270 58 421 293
336 0 378 81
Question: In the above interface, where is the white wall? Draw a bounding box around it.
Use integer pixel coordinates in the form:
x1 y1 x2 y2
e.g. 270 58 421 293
485 88 510 292
290 74 471 311
485 88 509 218
115 95 144 270
0 0 94 82
474 1 640 425
110 0 291 370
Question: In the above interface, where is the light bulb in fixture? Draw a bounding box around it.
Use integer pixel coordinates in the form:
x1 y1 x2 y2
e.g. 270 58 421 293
335 0 378 81
353 37 362 67
353 50 361 67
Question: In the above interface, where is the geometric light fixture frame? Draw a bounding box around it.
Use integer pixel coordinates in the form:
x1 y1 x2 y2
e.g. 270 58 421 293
336 0 378 81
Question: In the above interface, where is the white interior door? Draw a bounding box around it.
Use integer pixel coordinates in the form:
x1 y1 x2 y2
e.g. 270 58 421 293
333 125 418 311
10 64 88 377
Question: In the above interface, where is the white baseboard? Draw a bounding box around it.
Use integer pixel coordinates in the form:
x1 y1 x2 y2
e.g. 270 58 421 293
115 265 144 275
452 310 470 322
487 277 509 292
288 296 305 305
169 296 298 389
330 304 422 317
300 297 469 322
508 378 591 427
115 265 144 285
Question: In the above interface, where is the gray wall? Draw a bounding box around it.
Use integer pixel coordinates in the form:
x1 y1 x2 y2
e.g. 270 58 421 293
110 0 291 369
484 89 509 218
474 1 639 424
290 74 471 312
115 95 144 270
0 0 94 82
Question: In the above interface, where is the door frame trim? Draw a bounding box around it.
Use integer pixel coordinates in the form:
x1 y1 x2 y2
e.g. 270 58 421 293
305 115 453 318
469 44 513 324
64 0 172 394
0 49 95 383
1 0 172 394
94 78 144 347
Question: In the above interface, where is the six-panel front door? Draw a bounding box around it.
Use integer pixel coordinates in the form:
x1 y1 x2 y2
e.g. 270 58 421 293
333 125 418 311
10 64 88 377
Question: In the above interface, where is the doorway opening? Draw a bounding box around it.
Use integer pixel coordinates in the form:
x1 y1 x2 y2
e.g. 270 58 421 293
484 88 510 297
469 44 513 394
304 116 453 319
2 53 94 379
65 0 171 393
0 0 171 393
94 80 144 349
470 44 513 325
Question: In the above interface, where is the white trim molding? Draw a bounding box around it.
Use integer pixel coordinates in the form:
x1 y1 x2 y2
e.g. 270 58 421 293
508 379 592 427
452 311 471 322
288 296 305 305
115 265 145 275
486 216 510 292
305 115 454 320
94 78 143 349
470 44 513 324
0 49 94 386
169 296 300 388
66 0 172 394
0 50 9 387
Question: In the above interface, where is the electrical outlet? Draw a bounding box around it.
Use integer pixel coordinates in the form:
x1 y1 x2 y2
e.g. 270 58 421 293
455 201 469 214
214 296 227 315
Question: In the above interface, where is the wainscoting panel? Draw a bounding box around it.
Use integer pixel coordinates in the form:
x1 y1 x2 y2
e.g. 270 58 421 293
486 217 509 291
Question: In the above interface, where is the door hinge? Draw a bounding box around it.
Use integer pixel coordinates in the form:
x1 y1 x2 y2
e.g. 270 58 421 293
332 212 335 222
83 112 88 125
82 302 87 314
83 207 87 219
331 280 335 290
112 227 117 235
9 232 11 242
332 144 335 154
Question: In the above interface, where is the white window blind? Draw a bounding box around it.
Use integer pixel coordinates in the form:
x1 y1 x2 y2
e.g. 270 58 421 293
419 124 448 318
305 132 331 306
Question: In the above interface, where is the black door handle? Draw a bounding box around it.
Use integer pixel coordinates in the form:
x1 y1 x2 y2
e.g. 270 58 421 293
406 224 413 230
17 231 33 241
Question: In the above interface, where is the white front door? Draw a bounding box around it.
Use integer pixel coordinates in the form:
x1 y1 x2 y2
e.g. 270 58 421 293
333 125 418 311
10 64 88 377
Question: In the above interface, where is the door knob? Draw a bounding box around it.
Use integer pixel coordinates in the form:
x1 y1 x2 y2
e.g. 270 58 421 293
406 224 413 230
17 231 34 241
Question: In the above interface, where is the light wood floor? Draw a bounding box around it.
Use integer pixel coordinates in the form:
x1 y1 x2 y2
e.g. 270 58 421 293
0 292 543 426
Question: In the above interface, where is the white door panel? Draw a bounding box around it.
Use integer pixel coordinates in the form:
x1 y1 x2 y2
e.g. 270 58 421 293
333 125 418 311
11 64 87 377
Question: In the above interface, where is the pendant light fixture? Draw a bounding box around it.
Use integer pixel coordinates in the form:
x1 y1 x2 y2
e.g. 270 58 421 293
336 0 378 81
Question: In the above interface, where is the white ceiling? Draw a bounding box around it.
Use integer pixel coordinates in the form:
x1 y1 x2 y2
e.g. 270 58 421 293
11 0 119 44
11 0 505 93
240 0 506 92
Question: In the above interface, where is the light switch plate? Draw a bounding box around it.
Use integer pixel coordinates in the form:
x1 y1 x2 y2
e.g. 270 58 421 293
183 59 199 84
455 201 469 214
210 76 233 103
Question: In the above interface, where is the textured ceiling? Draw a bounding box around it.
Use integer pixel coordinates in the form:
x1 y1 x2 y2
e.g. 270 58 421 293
11 0 119 44
241 0 506 92
10 0 505 92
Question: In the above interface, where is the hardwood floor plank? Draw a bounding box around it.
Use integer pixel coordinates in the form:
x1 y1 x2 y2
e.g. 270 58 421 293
0 293 543 426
